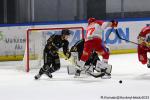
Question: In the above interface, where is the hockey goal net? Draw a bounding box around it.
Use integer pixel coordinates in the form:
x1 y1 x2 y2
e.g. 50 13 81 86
23 27 84 72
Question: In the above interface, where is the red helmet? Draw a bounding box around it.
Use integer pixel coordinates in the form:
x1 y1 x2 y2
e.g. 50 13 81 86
88 17 96 24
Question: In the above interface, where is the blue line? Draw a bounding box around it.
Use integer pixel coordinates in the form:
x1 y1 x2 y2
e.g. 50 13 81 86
0 17 150 27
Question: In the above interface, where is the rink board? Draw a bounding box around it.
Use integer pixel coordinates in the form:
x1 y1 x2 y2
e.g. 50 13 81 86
0 18 150 61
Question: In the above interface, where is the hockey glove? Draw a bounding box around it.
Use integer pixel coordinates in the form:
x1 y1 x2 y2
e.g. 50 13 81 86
111 20 118 27
138 36 147 47
65 52 71 59
145 42 150 48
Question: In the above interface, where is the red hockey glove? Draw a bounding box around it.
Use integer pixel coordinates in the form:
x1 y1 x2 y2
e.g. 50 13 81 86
111 20 118 27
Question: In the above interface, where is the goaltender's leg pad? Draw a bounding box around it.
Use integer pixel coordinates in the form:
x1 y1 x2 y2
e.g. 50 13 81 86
67 65 76 75
70 52 79 64
105 65 112 74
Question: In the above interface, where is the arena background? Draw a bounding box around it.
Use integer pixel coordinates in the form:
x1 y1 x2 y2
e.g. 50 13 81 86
0 0 150 61
0 0 150 23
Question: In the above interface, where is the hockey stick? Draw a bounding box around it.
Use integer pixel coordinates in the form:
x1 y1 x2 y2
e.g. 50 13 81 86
115 29 139 45
104 20 118 43
115 29 150 48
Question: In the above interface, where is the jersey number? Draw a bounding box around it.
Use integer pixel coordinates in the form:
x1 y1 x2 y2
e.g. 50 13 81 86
86 27 95 38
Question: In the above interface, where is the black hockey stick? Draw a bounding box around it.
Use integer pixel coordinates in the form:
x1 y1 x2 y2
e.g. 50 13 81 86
115 29 139 45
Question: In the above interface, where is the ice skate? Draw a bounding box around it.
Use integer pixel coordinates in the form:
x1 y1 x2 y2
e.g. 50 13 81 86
45 72 53 78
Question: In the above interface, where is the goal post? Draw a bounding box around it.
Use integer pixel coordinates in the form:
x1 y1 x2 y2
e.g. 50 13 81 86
24 27 84 72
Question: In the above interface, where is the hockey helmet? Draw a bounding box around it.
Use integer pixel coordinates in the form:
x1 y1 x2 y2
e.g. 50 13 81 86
61 29 71 35
88 17 96 24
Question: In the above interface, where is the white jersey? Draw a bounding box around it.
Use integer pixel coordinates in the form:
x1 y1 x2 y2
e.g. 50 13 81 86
85 21 111 41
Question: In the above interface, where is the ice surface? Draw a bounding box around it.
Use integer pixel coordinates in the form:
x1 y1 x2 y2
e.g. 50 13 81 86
0 53 150 100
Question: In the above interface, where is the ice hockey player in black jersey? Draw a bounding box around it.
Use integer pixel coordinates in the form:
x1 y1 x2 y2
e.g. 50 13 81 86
34 29 71 80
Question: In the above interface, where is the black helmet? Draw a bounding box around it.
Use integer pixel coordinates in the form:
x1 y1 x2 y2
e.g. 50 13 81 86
61 29 71 35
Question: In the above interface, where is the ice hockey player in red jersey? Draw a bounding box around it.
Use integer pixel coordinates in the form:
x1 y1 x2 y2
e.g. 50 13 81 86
75 17 118 78
138 26 150 68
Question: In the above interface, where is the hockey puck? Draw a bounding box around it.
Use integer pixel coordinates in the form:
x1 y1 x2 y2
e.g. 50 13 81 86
119 80 122 84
